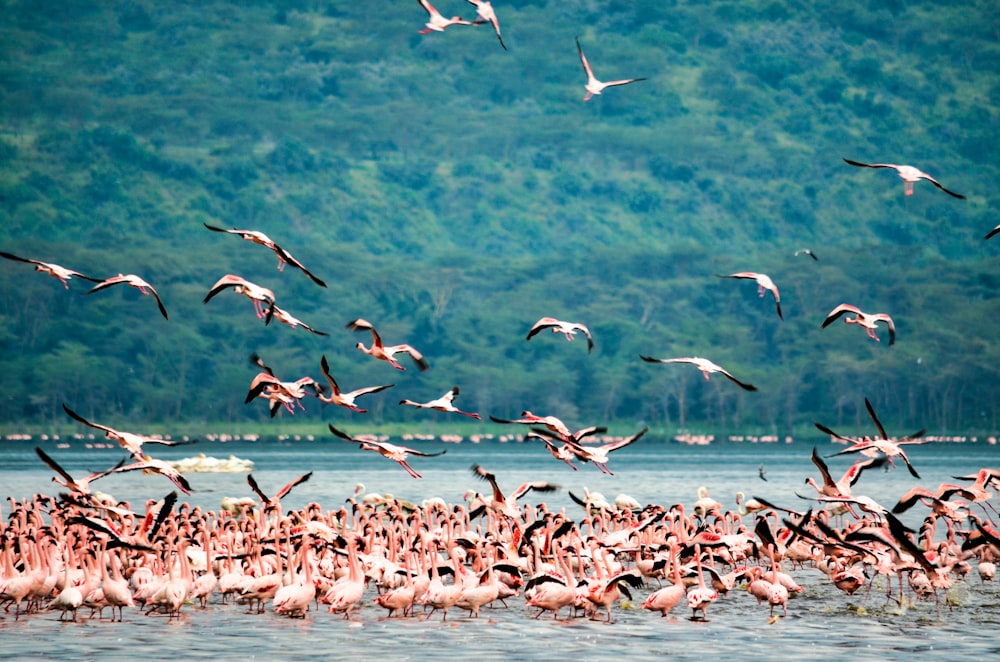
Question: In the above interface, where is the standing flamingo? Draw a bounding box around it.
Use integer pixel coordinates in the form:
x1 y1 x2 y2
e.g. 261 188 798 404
0 252 100 288
640 355 757 391
822 303 896 345
843 158 965 199
685 544 719 620
717 272 783 320
575 36 647 101
86 273 169 319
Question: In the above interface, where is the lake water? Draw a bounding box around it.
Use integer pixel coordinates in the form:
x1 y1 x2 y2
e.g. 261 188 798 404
1 435 999 660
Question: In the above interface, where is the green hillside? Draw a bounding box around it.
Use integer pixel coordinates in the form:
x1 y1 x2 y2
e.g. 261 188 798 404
1 0 997 436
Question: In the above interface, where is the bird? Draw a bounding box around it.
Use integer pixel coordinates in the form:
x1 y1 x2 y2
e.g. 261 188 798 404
575 36 646 102
246 472 312 511
203 223 326 286
34 447 124 497
985 224 1000 240
843 158 965 199
0 252 101 288
329 424 446 478
640 355 757 391
466 0 505 50
346 318 429 371
417 0 475 34
399 386 482 420
489 411 574 440
86 273 169 319
758 463 768 481
469 464 558 520
803 445 886 498
203 274 276 320
526 317 594 352
822 303 895 346
794 248 819 261
315 355 394 414
817 398 927 478
62 403 195 460
106 457 194 495
716 272 783 320
264 304 328 336
549 426 647 475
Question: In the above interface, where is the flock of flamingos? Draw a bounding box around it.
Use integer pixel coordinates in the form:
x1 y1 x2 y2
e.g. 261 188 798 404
2 0 1000 630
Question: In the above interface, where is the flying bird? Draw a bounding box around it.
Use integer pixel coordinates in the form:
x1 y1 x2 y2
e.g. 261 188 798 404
203 223 326 286
265 304 328 336
822 303 895 346
466 0 505 49
329 424 446 478
0 252 100 289
843 158 965 199
575 36 647 102
86 274 169 319
62 403 195 460
526 317 594 352
985 224 1000 240
417 0 475 34
716 272 783 320
640 355 757 391
315 355 394 414
346 318 429 371
204 274 276 320
794 249 818 261
399 386 482 420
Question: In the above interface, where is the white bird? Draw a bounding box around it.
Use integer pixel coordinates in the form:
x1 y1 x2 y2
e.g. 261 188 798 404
399 386 482 420
329 424 446 478
843 158 965 199
576 36 646 102
640 355 757 391
315 354 394 414
203 223 326 286
0 252 100 288
86 273 169 319
204 274 276 319
794 248 819 261
265 304 328 336
526 317 594 352
822 303 895 346
417 0 475 34
716 272 783 320
466 0 505 49
62 403 195 461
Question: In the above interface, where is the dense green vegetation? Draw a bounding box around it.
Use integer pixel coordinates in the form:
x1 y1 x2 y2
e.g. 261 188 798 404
1 0 997 437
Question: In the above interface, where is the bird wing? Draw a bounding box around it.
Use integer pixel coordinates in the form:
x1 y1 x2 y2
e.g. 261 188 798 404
526 317 559 341
511 481 559 501
600 426 648 452
575 37 595 81
246 473 269 502
809 447 835 488
602 77 647 88
719 369 757 392
35 447 77 486
843 158 896 169
275 472 313 499
918 173 965 199
272 244 327 287
149 287 169 320
62 403 117 436
822 304 861 328
863 398 889 440
986 224 1000 240
871 314 895 345
318 355 342 395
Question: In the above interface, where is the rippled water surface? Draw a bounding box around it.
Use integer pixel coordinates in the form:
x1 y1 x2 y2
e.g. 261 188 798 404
1 437 999 660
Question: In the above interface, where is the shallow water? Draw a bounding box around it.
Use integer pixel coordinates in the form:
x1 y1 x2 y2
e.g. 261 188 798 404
1 436 999 660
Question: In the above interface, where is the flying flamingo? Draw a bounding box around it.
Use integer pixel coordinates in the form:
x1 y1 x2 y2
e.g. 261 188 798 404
346 318 429 371
34 447 124 497
62 403 195 460
803 446 886 499
843 158 965 199
489 411 579 441
264 304 328 336
246 472 312 511
0 252 100 289
417 0 475 34
822 303 896 346
816 398 927 478
466 0 505 49
526 317 594 352
329 424 446 478
640 355 757 391
716 272 783 320
204 274 276 320
106 457 194 495
469 464 559 520
315 354 395 413
576 36 647 102
86 273 169 319
203 223 326 286
399 386 482 419
986 224 1000 240
549 426 648 475
794 248 819 261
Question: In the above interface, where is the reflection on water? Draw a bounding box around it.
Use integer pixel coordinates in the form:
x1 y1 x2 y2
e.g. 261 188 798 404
1 437 998 659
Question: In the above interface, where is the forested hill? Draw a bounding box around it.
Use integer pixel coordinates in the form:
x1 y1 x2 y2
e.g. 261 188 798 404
1 0 997 436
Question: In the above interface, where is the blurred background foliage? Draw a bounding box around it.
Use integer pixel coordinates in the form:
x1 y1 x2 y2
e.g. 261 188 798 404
1 0 997 436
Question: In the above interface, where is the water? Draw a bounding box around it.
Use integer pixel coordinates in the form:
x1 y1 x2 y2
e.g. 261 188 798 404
1 436 999 660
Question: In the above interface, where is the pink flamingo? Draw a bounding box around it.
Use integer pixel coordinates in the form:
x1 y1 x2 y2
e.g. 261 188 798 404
86 273 168 319
399 385 482 419
417 0 475 34
62 403 195 460
203 223 326 286
346 318 429 371
556 426 648 475
526 317 594 352
717 272 783 320
822 303 896 345
264 304 328 335
329 424 446 478
640 355 757 391
0 252 100 289
315 354 395 413
466 0 505 49
576 36 647 102
843 158 965 199
203 274 276 319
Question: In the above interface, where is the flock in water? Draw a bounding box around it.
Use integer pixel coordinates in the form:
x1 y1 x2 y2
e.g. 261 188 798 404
2 0 1000 631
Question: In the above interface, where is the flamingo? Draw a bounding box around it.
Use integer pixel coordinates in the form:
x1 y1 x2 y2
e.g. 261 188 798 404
642 543 685 617
0 252 100 288
466 0 505 50
794 248 819 261
822 303 896 345
399 386 482 419
843 158 965 199
264 304 328 336
818 398 927 478
803 446 886 500
62 403 195 461
524 431 579 470
986 224 1000 240
346 318 429 371
106 457 194 495
685 544 719 620
34 447 124 497
203 274 276 319
489 411 583 441
526 317 594 352
246 472 312 512
329 424 446 478
417 0 475 34
575 36 647 102
716 272 783 320
640 355 757 391
86 273 168 319
555 426 648 475
469 464 558 521
203 223 326 286
315 355 394 413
